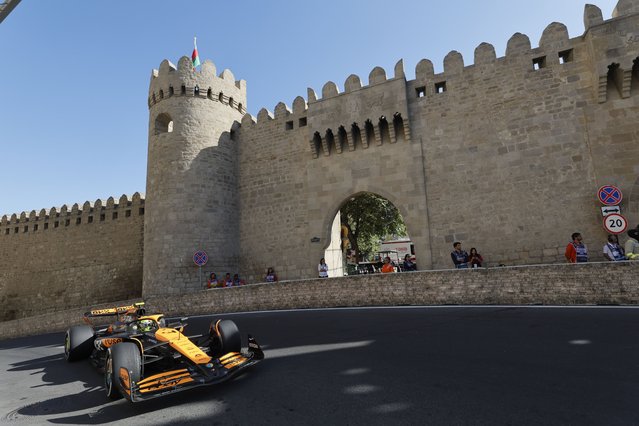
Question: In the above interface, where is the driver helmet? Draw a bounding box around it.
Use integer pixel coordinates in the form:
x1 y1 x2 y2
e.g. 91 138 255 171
138 319 155 332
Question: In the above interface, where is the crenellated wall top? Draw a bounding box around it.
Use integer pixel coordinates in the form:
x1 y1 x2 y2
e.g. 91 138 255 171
148 57 247 113
1 193 145 229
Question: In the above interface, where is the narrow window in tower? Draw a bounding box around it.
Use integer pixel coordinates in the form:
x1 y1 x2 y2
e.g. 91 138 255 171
155 113 174 135
14 227 18 233
159 90 164 99
207 88 213 99
139 207 145 216
65 219 70 226
435 82 446 93
558 49 573 64
181 85 186 95
286 121 294 130
76 218 81 225
633 57 639 95
169 86 174 97
237 103 243 113
299 117 307 127
416 86 426 97
112 212 118 220
23 226 28 233
88 216 93 223
44 222 48 230
5 228 9 235
125 210 131 218
228 97 234 108
194 85 200 96
532 56 546 70
33 224 38 232
218 92 224 103
54 221 59 228
100 214 105 222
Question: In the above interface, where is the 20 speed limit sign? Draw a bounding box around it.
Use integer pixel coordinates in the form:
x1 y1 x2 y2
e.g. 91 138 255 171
603 213 627 234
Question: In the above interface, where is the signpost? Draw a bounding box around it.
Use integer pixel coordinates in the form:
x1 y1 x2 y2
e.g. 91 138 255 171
193 250 208 288
602 213 627 235
597 185 625 234
597 185 622 206
600 205 621 217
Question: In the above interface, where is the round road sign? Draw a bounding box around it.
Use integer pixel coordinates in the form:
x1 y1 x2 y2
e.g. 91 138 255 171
193 250 208 266
603 213 627 235
597 185 622 206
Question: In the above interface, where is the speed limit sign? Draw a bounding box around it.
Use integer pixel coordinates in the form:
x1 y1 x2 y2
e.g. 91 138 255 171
603 213 628 234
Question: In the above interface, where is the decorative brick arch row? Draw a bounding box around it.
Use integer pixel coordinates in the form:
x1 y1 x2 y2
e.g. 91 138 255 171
599 57 639 102
310 113 410 158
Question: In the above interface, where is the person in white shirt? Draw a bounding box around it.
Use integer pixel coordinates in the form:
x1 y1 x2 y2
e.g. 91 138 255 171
603 234 625 261
318 258 329 278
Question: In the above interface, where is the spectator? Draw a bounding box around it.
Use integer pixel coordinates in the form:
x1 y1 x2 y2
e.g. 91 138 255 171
233 274 245 286
206 272 220 289
451 242 469 269
402 254 417 271
223 272 233 287
469 247 483 268
626 228 639 260
265 267 278 283
603 234 625 261
565 232 588 263
318 258 329 278
381 256 395 273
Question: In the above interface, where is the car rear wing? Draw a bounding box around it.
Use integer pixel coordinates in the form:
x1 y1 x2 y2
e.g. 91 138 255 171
82 302 146 325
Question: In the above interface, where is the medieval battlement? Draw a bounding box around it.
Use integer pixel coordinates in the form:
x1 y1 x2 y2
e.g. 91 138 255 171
148 56 247 114
0 193 145 236
239 1 638 159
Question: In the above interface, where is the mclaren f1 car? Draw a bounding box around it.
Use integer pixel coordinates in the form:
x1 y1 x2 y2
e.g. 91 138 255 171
63 302 264 402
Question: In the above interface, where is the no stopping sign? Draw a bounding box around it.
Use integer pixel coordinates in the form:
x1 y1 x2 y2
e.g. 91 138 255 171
193 250 208 266
603 213 627 234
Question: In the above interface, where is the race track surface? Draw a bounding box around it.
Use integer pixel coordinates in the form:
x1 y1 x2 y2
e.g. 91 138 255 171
1 306 638 425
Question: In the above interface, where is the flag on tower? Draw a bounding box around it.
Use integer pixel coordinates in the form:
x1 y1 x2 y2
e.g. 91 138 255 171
192 37 201 70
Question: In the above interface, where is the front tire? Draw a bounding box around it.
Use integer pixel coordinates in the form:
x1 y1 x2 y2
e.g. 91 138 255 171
105 342 141 401
64 325 94 362
209 319 241 356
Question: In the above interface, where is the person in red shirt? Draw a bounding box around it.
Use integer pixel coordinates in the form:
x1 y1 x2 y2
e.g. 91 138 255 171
380 257 395 273
565 232 588 263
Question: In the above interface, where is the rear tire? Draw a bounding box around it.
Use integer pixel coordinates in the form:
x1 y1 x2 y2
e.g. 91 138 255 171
105 342 141 401
209 319 241 356
64 325 94 362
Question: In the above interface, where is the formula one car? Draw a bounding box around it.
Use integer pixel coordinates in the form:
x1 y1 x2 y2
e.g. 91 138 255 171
64 302 264 402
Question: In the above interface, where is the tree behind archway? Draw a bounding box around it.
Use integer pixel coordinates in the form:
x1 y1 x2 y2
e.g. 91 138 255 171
340 193 407 261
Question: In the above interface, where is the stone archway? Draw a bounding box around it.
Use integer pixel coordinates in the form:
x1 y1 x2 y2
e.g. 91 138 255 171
322 188 430 276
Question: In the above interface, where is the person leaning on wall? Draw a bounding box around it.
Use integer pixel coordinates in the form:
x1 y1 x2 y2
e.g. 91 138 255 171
625 227 639 260
603 234 625 261
565 232 588 263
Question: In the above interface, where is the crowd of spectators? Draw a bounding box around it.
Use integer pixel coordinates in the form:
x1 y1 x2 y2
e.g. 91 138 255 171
206 272 245 288
206 226 639 288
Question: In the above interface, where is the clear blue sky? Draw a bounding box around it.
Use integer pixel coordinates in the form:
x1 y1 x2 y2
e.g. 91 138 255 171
0 0 618 217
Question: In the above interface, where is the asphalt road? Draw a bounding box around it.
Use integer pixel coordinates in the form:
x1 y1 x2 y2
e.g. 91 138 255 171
1 306 638 425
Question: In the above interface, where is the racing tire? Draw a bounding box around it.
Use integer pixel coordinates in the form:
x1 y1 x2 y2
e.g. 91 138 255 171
64 325 95 362
105 342 141 401
210 319 241 356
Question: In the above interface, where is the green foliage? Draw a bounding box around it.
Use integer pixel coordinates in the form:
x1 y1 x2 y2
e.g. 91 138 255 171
340 193 407 260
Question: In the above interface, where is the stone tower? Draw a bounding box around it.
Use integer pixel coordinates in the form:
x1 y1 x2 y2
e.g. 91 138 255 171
144 56 246 295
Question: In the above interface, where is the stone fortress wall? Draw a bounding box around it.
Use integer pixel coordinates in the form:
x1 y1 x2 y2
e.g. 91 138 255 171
0 1 638 320
237 1 639 283
0 194 144 321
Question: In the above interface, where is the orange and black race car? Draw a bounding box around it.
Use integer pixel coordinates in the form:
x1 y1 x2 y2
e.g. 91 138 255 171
63 302 264 402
